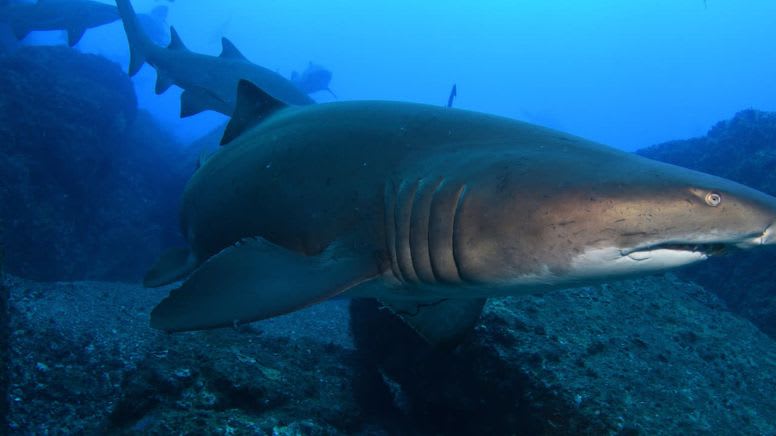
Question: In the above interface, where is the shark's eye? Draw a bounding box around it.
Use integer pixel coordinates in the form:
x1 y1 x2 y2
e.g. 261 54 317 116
705 192 722 207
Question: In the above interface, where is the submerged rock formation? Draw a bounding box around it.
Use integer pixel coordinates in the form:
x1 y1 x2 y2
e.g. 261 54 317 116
639 110 776 338
0 46 185 281
350 276 776 434
6 274 776 434
0 246 8 431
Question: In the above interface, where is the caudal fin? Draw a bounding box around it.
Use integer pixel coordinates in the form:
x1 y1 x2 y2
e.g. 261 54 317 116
115 0 153 76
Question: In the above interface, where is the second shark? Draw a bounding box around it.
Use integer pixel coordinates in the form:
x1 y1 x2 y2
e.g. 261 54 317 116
115 0 313 117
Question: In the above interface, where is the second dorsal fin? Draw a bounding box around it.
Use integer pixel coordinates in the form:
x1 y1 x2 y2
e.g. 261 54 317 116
168 27 188 51
219 37 247 60
220 80 288 145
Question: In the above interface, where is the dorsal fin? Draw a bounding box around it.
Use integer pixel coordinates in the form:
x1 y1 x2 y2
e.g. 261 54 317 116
219 37 247 60
221 80 287 145
168 27 187 51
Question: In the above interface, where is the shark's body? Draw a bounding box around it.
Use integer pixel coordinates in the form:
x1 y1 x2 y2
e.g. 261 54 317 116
136 5 169 46
1 0 119 47
147 81 776 345
115 0 313 117
291 62 336 98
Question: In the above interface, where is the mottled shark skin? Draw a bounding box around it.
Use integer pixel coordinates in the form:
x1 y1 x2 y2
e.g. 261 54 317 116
146 81 776 345
115 0 313 117
1 0 119 47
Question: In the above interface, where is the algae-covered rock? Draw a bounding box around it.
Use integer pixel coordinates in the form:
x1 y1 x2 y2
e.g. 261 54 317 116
0 46 185 281
638 110 776 338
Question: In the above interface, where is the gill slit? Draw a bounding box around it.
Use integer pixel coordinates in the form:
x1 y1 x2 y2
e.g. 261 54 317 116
452 184 468 283
395 180 420 283
419 177 444 285
384 181 399 280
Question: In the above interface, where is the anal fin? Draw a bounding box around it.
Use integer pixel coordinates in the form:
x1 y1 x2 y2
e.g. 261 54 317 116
151 237 378 332
379 297 486 347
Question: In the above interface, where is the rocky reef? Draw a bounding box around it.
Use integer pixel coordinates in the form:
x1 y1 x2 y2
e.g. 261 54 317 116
1 244 8 431
638 110 776 338
6 273 776 434
0 46 186 281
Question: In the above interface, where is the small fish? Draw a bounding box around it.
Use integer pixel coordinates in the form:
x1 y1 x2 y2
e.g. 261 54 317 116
447 84 457 108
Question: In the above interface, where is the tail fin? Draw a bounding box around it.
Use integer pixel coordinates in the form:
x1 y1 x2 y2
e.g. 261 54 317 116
115 0 153 76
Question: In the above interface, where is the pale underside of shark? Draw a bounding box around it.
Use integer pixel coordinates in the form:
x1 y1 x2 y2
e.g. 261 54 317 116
115 0 313 118
144 80 776 346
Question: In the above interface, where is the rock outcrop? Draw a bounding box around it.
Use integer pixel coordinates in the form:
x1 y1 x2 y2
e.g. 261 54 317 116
0 46 186 281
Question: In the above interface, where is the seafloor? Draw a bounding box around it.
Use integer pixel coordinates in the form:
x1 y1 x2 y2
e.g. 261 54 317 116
2 45 776 435
5 275 776 434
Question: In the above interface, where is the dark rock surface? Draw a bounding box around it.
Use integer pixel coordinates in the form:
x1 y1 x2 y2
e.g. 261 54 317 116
5 275 389 434
1 245 8 432
638 110 776 338
351 275 776 435
0 46 186 282
7 273 776 434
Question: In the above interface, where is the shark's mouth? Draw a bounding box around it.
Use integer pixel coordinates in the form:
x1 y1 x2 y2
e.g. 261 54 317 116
624 242 730 258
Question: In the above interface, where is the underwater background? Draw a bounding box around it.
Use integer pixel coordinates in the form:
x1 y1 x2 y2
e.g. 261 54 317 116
2 0 776 434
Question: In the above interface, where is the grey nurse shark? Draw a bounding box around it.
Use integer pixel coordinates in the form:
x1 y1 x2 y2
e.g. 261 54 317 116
291 62 336 98
145 80 776 345
1 0 119 46
115 0 313 117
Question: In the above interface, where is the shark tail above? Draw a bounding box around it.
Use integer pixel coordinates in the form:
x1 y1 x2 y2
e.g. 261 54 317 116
115 0 153 76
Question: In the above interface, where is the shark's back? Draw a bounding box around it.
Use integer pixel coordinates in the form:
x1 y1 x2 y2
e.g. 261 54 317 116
184 99 626 260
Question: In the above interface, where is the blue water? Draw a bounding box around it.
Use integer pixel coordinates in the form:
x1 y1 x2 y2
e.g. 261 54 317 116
49 0 776 149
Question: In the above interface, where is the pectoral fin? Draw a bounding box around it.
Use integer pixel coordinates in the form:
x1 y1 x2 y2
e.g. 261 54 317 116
379 297 486 347
151 237 378 332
